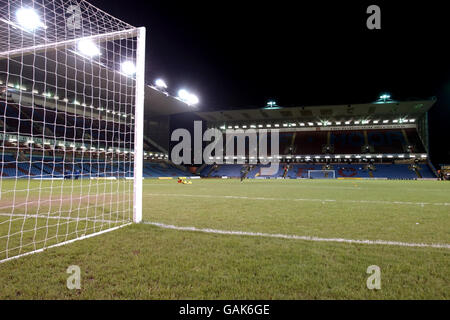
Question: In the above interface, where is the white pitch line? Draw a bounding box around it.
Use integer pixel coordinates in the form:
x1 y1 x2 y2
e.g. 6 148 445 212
145 193 450 207
144 221 450 249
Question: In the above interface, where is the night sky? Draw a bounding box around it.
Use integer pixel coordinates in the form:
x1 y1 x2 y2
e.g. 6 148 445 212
88 0 450 163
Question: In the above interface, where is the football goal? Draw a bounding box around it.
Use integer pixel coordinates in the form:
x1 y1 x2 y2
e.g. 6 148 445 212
0 0 145 263
307 170 336 179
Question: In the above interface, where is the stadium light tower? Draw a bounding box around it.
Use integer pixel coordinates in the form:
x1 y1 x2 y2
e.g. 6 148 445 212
16 8 46 31
121 61 137 75
77 39 101 57
155 79 168 90
378 93 392 103
188 93 199 105
178 89 199 106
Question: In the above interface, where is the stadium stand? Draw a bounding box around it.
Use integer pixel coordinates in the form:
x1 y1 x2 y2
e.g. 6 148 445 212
194 99 438 180
0 92 438 180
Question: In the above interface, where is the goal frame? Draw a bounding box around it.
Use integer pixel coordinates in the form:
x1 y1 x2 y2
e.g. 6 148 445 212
307 170 336 179
0 20 146 263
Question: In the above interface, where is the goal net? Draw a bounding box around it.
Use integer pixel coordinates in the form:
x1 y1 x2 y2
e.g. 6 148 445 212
0 0 145 263
307 170 336 179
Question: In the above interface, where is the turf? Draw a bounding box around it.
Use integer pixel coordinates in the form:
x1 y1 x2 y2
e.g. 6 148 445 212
0 178 449 299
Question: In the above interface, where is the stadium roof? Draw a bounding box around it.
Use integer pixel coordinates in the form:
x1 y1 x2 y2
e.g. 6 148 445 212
144 85 194 117
196 99 436 123
0 50 193 118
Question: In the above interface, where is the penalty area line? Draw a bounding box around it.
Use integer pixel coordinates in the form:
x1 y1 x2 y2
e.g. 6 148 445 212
145 193 450 207
143 221 450 250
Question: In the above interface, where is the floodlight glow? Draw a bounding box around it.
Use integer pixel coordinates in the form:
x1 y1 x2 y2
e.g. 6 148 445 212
77 39 101 57
383 120 389 124
121 61 136 75
345 121 351 125
409 119 416 123
16 8 45 31
155 79 167 89
187 94 199 105
373 120 379 124
335 122 341 125
177 89 199 105
178 89 190 100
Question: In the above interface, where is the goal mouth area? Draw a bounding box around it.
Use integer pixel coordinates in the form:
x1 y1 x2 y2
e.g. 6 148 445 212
307 170 336 179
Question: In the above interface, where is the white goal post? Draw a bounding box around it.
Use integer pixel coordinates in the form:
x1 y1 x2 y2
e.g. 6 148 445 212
307 170 336 179
0 0 145 263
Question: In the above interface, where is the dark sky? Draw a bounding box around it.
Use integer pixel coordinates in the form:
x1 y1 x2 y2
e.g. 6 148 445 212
88 0 450 163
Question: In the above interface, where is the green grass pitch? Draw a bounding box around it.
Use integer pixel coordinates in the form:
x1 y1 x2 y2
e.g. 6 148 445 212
0 178 449 299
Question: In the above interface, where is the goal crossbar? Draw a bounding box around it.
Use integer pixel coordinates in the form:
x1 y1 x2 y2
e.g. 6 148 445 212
0 27 140 58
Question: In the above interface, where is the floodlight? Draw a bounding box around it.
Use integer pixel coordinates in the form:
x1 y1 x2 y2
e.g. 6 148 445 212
155 79 167 89
121 61 136 75
178 89 190 100
77 39 101 57
16 8 45 31
187 94 199 105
